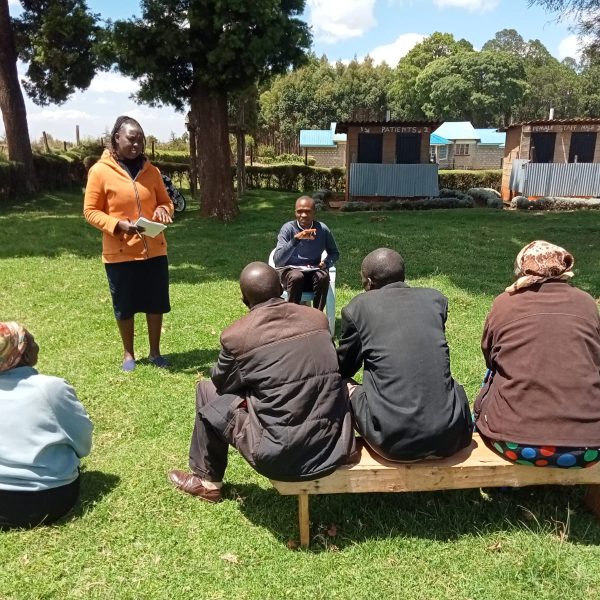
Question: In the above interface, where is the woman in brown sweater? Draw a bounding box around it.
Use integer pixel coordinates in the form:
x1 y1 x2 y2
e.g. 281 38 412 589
474 240 600 468
84 116 173 371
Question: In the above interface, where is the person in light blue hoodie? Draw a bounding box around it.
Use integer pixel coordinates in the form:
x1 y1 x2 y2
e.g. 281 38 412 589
0 322 93 529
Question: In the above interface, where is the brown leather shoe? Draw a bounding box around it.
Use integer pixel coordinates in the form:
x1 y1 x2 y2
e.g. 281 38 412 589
167 469 222 503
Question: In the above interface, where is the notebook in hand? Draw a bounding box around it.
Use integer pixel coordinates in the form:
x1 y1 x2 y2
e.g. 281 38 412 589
134 217 167 238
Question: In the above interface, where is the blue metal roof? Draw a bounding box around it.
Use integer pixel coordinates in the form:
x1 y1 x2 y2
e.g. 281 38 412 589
474 128 506 147
434 121 478 141
299 129 335 147
430 133 451 146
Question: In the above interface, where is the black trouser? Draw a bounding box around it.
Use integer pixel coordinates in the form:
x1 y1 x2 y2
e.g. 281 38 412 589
277 267 329 311
0 477 80 530
188 381 251 482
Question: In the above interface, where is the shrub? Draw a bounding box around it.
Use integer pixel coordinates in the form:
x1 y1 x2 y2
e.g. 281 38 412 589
511 196 600 211
32 153 85 190
0 153 85 202
153 151 190 164
439 169 501 191
468 187 504 209
340 196 474 212
0 160 26 202
244 164 345 193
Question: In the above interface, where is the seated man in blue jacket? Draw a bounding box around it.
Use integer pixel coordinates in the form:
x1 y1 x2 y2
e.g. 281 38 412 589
337 248 473 462
273 196 339 311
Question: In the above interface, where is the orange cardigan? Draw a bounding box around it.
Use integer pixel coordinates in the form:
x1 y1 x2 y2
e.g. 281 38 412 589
83 150 174 263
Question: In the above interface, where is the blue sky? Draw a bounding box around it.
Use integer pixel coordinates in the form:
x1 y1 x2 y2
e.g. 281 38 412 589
4 0 583 142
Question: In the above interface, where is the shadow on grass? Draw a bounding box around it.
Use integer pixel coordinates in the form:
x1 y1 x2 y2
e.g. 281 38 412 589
230 482 600 551
159 348 220 373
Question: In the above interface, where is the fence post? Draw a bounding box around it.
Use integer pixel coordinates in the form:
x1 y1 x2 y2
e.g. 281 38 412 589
76 125 80 146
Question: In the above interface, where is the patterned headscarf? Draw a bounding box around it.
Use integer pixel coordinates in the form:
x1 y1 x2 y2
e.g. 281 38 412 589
0 322 28 372
506 240 574 294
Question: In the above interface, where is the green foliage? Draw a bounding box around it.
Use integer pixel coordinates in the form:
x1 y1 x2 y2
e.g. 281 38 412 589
511 195 600 210
112 0 311 107
12 0 103 105
0 161 27 202
0 153 84 201
153 152 191 164
245 164 345 193
340 197 474 211
416 51 528 125
439 170 502 191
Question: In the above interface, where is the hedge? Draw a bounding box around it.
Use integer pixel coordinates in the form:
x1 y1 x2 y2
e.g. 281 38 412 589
244 164 345 193
0 154 85 202
438 169 501 191
511 195 600 211
340 197 474 212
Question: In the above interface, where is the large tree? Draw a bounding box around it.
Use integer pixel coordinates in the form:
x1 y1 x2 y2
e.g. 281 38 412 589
113 0 310 221
415 51 528 126
0 0 101 190
388 33 473 119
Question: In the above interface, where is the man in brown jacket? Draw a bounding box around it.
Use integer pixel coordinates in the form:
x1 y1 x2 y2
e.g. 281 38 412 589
168 262 356 502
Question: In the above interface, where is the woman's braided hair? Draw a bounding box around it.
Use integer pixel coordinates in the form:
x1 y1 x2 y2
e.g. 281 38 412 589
109 115 146 160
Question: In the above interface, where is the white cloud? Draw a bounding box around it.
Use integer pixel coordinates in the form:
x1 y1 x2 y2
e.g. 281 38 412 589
89 72 140 95
307 0 376 43
369 33 425 66
433 0 498 12
558 35 581 60
557 34 594 61
27 109 96 122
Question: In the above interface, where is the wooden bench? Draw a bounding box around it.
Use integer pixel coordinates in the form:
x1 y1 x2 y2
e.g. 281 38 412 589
270 433 600 548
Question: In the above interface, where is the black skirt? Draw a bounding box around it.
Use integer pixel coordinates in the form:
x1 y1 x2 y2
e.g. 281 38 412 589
104 255 171 320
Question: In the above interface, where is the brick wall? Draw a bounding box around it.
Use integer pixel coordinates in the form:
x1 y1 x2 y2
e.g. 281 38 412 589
308 143 346 168
439 144 503 170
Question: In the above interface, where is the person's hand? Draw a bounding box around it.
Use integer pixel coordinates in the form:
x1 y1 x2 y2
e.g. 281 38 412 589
319 261 326 269
116 219 143 235
153 206 173 224
294 228 316 240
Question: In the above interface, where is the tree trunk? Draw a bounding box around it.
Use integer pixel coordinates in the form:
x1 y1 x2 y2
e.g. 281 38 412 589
236 128 246 197
192 85 238 221
0 0 36 191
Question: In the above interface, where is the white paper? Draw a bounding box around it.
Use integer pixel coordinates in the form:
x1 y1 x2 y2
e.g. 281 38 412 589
134 217 167 238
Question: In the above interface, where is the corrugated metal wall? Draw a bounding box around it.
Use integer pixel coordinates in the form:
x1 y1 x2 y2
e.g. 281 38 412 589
510 159 528 193
510 162 600 197
349 164 439 197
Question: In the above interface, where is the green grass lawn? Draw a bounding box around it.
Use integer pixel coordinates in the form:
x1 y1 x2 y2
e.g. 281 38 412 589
1 189 600 599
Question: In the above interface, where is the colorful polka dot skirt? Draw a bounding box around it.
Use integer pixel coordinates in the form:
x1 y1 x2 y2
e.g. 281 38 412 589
489 440 600 469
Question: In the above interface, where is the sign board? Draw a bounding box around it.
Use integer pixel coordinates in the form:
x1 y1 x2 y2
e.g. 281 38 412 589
523 124 600 133
359 126 430 134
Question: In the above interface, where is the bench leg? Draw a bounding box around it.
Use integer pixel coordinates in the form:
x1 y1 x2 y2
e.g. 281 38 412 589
298 494 310 548
584 485 600 519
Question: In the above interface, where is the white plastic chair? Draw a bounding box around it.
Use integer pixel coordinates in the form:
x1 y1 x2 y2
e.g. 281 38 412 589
268 249 336 335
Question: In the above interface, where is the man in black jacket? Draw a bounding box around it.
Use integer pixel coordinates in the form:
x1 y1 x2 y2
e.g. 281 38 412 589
169 262 355 502
337 248 472 461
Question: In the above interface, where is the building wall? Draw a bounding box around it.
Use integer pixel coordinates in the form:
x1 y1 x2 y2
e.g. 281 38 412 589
305 143 346 168
438 143 502 170
502 123 600 200
501 128 522 201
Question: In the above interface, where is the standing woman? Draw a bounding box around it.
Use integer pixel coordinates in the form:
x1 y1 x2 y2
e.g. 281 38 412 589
84 116 174 371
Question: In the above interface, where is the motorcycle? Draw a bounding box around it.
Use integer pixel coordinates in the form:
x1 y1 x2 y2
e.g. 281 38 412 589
161 173 186 214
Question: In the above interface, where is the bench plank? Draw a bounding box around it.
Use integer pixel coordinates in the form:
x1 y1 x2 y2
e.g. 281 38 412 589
271 434 600 495
271 434 600 548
